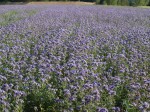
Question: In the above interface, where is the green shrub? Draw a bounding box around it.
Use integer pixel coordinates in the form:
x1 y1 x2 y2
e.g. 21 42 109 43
23 85 56 112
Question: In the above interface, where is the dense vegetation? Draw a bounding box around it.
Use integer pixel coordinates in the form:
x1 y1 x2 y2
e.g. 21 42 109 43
0 0 150 6
0 5 150 112
96 0 150 6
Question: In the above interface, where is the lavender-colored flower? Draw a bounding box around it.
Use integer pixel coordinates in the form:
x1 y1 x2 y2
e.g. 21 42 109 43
64 89 71 97
1 84 10 91
112 107 120 112
142 102 149 109
0 4 150 112
97 107 108 112
109 90 116 95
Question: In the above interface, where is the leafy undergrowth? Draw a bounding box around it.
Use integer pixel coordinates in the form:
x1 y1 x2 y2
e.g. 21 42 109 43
0 9 37 26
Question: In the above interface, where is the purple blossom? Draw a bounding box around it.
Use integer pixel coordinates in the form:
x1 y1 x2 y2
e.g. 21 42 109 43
0 4 150 112
97 107 108 112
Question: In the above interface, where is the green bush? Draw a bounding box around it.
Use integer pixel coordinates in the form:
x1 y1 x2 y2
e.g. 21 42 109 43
110 0 118 5
23 85 56 112
117 0 129 6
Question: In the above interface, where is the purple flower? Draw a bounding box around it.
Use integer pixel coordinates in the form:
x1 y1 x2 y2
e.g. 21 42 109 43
112 107 120 112
142 102 149 109
97 107 108 112
1 84 10 91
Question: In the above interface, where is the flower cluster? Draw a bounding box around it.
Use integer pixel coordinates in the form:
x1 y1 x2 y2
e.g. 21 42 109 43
0 5 150 112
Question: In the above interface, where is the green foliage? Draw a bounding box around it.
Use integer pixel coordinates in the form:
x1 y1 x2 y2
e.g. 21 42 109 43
96 0 100 4
136 0 149 6
96 0 106 5
117 0 129 6
0 11 19 26
0 10 37 26
96 0 150 6
23 85 56 112
106 0 110 5
114 83 139 111
115 84 129 110
25 10 37 16
128 0 136 6
128 0 149 6
23 71 70 112
110 0 118 5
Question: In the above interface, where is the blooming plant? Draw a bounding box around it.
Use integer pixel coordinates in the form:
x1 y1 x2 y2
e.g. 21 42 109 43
0 5 150 112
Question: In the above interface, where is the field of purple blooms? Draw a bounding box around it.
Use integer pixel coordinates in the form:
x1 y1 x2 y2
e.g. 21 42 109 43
0 5 150 112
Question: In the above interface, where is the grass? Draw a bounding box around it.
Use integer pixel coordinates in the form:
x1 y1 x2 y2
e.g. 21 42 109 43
25 10 37 16
0 10 37 26
0 10 19 26
138 6 150 8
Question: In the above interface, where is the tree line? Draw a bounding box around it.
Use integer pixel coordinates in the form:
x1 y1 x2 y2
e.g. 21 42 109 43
0 0 150 6
96 0 150 6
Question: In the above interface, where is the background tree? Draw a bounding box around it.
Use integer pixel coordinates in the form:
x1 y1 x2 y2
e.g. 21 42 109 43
106 0 111 5
99 0 105 4
149 0 150 5
110 0 118 5
117 0 129 6
0 0 150 6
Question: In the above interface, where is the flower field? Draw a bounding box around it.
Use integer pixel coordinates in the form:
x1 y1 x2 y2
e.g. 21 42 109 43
0 5 150 112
